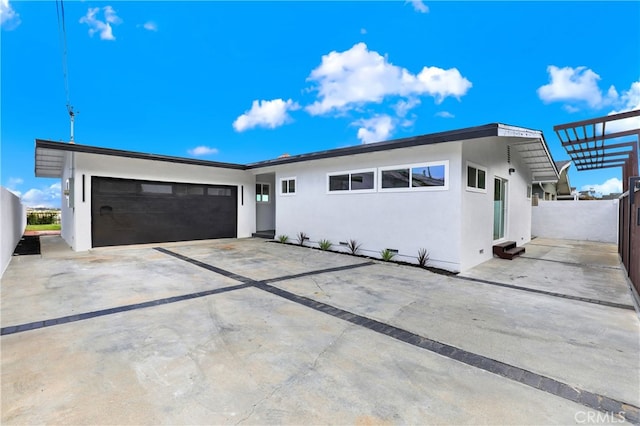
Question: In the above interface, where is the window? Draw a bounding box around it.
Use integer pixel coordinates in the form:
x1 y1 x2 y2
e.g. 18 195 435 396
466 162 487 192
208 187 231 196
141 183 172 194
329 174 349 191
175 184 205 196
328 170 375 193
256 183 270 203
379 162 448 191
280 177 296 195
98 179 136 194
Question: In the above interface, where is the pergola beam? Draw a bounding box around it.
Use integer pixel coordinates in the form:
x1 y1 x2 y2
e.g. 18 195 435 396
554 109 640 131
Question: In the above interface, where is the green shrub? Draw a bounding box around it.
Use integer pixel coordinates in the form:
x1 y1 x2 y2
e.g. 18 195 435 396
380 248 396 262
318 239 332 251
277 235 289 243
27 212 57 225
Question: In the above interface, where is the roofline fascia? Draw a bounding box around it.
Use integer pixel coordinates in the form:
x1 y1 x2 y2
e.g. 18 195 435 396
246 123 501 169
35 121 556 175
35 139 248 171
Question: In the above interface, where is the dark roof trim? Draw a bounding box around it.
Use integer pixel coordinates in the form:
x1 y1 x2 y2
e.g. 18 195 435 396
36 122 547 173
246 123 502 169
35 139 247 170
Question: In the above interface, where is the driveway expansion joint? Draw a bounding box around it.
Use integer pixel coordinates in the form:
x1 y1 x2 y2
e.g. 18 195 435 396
454 275 635 311
154 248 640 424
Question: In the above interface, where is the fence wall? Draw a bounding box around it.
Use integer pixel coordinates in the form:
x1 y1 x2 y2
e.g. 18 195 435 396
619 184 639 299
1 187 26 277
531 199 619 243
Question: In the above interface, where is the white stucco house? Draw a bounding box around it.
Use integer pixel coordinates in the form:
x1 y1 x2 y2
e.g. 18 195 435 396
533 160 576 201
34 122 558 272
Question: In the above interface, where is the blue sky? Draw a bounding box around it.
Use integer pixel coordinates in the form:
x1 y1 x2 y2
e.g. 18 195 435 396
2 1 639 207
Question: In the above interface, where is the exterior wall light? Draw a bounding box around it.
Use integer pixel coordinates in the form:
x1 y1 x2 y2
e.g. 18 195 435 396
508 168 516 175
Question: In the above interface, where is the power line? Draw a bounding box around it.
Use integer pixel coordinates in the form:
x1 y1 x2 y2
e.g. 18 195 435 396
55 0 70 108
55 0 75 141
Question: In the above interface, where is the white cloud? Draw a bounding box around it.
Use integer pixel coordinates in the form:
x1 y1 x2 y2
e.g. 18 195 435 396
353 115 395 144
435 111 454 118
188 146 218 156
407 0 429 13
394 98 421 117
581 178 622 196
605 81 640 134
5 177 23 196
233 99 300 132
8 177 23 186
143 21 157 31
306 43 471 116
537 65 617 109
0 0 20 30
21 183 61 208
563 105 580 113
80 6 122 40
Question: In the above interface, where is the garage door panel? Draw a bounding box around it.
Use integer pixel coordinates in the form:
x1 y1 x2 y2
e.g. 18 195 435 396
92 177 237 247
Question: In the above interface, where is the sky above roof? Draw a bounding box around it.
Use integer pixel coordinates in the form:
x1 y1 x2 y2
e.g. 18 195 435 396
1 0 639 207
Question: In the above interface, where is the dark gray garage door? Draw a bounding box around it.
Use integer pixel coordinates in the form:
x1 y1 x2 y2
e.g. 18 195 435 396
91 177 237 247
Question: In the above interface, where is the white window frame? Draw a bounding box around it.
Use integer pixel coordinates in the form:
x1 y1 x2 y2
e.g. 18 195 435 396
280 177 297 196
378 161 449 192
466 161 488 193
327 168 377 194
256 182 271 203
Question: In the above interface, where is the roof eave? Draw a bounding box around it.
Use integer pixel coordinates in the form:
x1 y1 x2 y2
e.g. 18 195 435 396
247 123 501 169
34 139 247 172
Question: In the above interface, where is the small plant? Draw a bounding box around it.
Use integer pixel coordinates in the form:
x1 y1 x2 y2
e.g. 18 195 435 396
347 239 361 255
380 248 396 262
417 248 430 267
318 239 332 251
277 235 289 244
296 231 309 246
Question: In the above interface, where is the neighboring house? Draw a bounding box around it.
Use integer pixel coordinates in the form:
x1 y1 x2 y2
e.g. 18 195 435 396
533 160 575 200
601 193 623 200
34 122 558 272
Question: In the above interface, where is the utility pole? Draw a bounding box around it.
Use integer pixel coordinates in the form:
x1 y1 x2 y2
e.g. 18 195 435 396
68 104 75 144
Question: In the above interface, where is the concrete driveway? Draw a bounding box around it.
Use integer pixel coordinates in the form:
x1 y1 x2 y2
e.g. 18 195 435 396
1 236 639 425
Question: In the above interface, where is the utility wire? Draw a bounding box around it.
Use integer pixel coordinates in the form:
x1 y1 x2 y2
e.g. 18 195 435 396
55 0 71 112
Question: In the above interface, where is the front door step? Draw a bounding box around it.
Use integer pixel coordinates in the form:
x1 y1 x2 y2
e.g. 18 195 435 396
493 241 525 260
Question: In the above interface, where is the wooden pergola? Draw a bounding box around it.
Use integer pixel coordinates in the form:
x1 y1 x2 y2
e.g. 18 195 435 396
554 109 639 192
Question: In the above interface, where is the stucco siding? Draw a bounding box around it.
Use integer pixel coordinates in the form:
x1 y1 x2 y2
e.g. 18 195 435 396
532 199 618 243
60 152 75 249
272 143 463 271
0 187 26 277
460 137 533 271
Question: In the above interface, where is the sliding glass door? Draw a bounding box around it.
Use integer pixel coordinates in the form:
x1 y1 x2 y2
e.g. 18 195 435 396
493 177 507 240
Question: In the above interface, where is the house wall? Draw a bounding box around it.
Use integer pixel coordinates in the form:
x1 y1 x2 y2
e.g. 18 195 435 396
65 152 255 251
533 182 557 200
532 199 619 243
460 137 533 271
269 143 463 271
60 152 75 249
1 186 26 277
255 173 276 231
